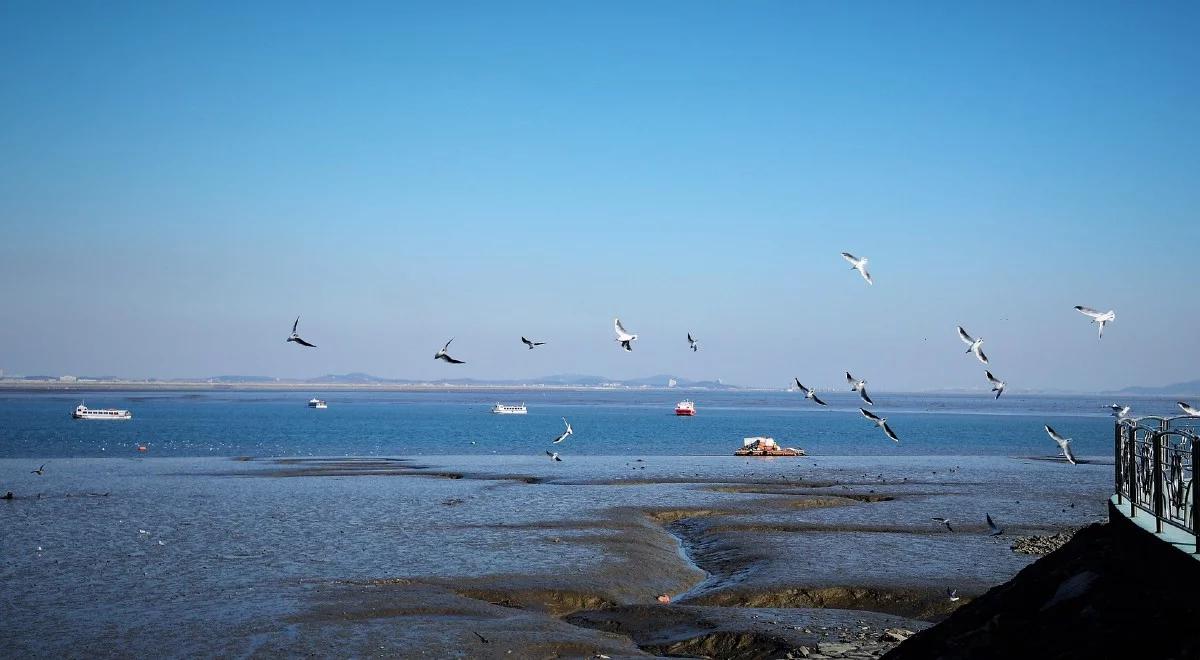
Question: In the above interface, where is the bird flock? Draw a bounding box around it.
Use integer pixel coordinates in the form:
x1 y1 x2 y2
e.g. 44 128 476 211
278 252 1180 465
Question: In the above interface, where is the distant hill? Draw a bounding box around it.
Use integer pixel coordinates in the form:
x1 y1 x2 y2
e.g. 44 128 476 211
1115 379 1200 396
200 372 742 389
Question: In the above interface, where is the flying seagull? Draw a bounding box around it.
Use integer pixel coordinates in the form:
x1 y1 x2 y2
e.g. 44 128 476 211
860 408 899 443
434 338 465 364
546 451 562 462
614 318 638 352
31 464 45 476
286 316 316 347
552 418 574 444
932 517 953 532
840 252 873 285
520 337 546 350
687 332 699 352
1179 402 1200 417
1109 404 1131 419
985 371 1006 399
1044 425 1077 465
472 631 490 644
794 379 828 406
957 326 988 364
1074 306 1115 339
986 513 1004 536
846 372 874 405
947 588 960 602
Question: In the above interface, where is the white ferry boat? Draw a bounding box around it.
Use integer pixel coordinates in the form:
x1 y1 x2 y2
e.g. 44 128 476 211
491 403 528 415
675 400 696 416
308 398 328 409
72 403 132 420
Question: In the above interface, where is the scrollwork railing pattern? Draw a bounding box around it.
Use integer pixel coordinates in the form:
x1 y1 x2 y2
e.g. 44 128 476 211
1115 417 1199 548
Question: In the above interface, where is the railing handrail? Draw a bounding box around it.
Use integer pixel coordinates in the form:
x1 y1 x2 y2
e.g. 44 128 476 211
1115 419 1199 552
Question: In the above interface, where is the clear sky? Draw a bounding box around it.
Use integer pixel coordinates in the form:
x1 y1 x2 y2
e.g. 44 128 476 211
1 2 1197 391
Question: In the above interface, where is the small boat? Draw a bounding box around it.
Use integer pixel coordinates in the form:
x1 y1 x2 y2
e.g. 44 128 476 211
675 400 696 416
491 403 528 415
735 436 804 457
308 398 328 409
72 403 132 420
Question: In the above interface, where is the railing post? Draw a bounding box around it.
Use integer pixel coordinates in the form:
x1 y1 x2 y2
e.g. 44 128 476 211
1115 422 1123 505
1192 435 1199 553
1129 426 1138 518
1154 431 1165 533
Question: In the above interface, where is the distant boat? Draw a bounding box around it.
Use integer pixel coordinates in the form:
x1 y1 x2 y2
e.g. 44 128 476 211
735 436 804 457
308 398 328 409
72 403 131 420
668 378 678 388
675 400 696 416
491 403 527 415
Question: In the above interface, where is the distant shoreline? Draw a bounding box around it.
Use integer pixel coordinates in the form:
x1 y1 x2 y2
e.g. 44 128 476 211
0 381 765 393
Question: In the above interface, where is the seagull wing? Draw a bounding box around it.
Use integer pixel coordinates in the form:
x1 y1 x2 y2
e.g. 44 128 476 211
881 421 900 442
1044 425 1068 446
845 372 856 386
957 326 975 346
1074 306 1103 319
859 388 874 405
986 514 1001 535
292 316 300 333
442 337 455 352
975 346 988 364
860 408 882 422
811 394 827 406
521 337 532 347
986 371 1001 386
291 336 317 348
841 252 860 266
859 266 873 285
688 332 695 343
1178 402 1200 417
794 378 808 394
443 355 465 364
1062 442 1077 465
614 318 629 338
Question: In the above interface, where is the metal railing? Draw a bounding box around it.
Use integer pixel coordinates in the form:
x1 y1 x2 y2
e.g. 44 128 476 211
1115 415 1200 551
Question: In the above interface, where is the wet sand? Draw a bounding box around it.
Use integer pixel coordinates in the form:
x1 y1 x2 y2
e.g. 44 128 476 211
0 454 1109 657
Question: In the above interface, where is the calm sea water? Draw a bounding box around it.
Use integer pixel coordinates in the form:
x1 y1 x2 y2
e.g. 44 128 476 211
0 388 1169 458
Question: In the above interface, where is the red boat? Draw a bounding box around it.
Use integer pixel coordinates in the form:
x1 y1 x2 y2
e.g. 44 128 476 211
675 400 696 416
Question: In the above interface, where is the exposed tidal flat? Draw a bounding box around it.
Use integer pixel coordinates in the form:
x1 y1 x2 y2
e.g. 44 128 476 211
1 452 1109 657
0 390 1135 656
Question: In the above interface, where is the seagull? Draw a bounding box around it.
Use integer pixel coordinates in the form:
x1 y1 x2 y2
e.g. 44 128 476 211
434 338 465 364
947 588 960 602
840 252 873 285
793 379 827 406
1109 404 1131 419
31 464 45 476
1074 306 1115 339
956 326 988 364
985 371 1006 399
860 408 899 443
687 332 699 352
546 451 562 462
520 337 546 350
552 418 574 444
986 513 1004 536
1044 425 1077 465
1178 402 1200 417
472 631 490 644
846 372 874 405
285 316 316 347
931 517 953 532
614 318 638 352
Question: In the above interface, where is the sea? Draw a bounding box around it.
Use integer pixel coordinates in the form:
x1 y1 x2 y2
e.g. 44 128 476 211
0 388 1168 459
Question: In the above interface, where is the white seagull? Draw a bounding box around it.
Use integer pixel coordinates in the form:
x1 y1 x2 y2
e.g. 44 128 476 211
1074 306 1115 339
552 418 574 444
520 337 546 350
614 318 638 352
986 513 1004 536
31 464 45 476
860 408 899 443
794 379 828 406
840 252 873 285
286 316 317 348
985 371 1006 399
956 326 988 364
932 517 953 532
545 451 562 462
846 372 874 405
1177 402 1200 417
1044 425 1078 465
947 588 961 602
1109 404 1131 419
434 338 465 364
687 332 699 352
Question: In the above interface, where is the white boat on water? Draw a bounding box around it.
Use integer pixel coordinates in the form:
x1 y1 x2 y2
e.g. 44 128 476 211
491 403 527 415
72 403 132 420
308 398 328 409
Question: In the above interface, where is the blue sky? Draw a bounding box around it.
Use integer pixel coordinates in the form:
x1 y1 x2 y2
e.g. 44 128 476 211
0 2 1197 390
